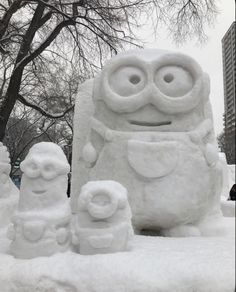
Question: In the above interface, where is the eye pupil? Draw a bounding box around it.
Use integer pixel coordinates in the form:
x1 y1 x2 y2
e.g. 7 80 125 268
91 193 111 206
163 73 174 83
45 164 53 171
30 163 37 170
129 75 141 84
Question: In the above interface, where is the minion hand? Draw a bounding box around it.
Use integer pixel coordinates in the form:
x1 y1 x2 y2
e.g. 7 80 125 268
71 232 80 246
189 119 213 144
56 227 69 245
7 223 16 240
82 142 98 167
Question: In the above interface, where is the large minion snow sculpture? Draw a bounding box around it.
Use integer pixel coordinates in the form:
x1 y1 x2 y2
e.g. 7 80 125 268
8 142 71 258
0 142 18 228
71 49 223 237
72 180 133 255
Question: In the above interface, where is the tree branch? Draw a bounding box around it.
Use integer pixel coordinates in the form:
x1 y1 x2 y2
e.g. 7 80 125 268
15 1 47 64
37 10 53 28
11 120 56 174
0 0 22 39
17 93 74 118
16 19 75 69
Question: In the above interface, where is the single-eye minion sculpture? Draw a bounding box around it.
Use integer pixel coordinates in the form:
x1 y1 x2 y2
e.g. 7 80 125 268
72 180 133 255
0 142 18 228
72 49 224 237
7 142 71 259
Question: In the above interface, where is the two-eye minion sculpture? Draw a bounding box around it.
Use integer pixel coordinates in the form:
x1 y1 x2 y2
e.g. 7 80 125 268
72 49 224 237
8 142 71 258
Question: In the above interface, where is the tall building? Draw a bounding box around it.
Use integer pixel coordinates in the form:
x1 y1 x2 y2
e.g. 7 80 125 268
222 21 235 164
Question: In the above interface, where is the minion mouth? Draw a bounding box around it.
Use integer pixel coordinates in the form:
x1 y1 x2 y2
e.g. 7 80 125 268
33 189 46 195
128 120 172 127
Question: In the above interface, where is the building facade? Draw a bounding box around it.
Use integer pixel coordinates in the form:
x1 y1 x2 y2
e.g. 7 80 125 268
222 21 235 164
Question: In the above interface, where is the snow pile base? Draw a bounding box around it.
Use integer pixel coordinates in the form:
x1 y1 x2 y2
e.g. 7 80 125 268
0 223 235 292
221 197 235 217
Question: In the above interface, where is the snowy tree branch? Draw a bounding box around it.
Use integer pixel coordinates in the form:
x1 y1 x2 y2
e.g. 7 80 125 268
17 94 74 119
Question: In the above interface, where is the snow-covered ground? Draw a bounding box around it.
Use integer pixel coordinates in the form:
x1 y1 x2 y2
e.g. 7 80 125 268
221 197 235 217
0 219 235 292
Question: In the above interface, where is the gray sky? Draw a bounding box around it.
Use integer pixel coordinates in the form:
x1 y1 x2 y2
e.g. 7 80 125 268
137 0 235 135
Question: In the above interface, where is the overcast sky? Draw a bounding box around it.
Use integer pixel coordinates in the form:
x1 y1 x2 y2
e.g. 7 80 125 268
137 0 235 135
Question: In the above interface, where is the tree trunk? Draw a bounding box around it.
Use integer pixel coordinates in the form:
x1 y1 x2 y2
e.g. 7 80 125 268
0 68 23 141
0 2 46 141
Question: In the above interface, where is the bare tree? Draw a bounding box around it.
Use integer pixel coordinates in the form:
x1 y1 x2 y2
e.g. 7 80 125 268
0 0 219 141
3 57 76 171
3 104 59 173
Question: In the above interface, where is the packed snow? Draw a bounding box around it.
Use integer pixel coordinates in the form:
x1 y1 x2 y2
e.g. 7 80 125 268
0 228 235 292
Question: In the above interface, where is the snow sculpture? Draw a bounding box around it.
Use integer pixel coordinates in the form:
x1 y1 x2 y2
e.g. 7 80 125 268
8 142 71 259
72 180 133 255
71 49 225 237
0 142 18 228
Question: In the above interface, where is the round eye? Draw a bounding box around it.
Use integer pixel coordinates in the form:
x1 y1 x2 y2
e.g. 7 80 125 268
109 66 146 97
29 162 38 170
154 66 193 97
26 162 39 176
44 164 55 172
42 163 57 180
87 190 118 219
0 172 9 184
21 160 40 178
91 192 111 206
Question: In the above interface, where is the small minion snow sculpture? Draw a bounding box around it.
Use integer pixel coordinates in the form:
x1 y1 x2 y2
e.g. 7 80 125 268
0 142 18 228
7 142 71 259
72 180 133 255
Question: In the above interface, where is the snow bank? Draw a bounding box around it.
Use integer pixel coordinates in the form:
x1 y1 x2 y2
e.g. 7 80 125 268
0 225 235 292
221 197 235 217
